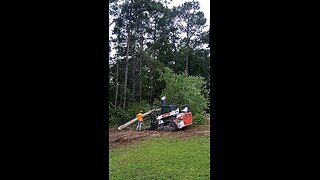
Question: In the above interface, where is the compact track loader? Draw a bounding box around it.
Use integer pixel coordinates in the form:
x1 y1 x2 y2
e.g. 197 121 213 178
147 104 193 131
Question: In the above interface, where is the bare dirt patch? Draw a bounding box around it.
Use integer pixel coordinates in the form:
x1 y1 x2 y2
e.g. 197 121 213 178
109 118 210 149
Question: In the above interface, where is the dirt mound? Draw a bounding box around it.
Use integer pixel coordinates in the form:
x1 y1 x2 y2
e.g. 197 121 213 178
109 118 210 149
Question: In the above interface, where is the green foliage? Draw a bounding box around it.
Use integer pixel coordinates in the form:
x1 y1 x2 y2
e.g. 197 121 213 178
109 100 153 127
152 98 161 109
160 67 209 124
126 100 152 119
192 113 206 125
109 136 210 179
109 104 131 127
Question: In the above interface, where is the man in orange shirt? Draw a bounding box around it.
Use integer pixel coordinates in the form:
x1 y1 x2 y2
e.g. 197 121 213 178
136 110 143 131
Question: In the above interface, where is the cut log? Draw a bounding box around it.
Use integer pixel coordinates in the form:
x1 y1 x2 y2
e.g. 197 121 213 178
117 108 161 130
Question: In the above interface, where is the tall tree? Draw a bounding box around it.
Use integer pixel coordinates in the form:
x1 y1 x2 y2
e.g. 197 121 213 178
122 0 134 110
177 0 206 76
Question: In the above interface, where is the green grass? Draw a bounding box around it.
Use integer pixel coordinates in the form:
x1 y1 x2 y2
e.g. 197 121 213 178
109 136 210 180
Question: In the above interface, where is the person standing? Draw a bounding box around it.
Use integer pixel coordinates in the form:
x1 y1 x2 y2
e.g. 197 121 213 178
136 111 143 131
161 96 166 106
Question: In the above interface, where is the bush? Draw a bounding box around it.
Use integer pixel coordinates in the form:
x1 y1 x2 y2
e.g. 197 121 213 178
126 100 152 119
109 105 131 127
160 67 209 124
109 100 155 127
192 113 206 125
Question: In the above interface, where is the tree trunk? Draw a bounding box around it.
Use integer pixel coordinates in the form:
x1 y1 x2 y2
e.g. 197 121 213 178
117 108 161 130
139 56 142 101
132 14 139 100
139 30 143 101
185 46 189 76
149 73 153 104
123 32 130 110
153 20 157 57
132 59 135 98
123 0 133 110
132 43 136 98
115 61 119 107
172 31 177 72
185 23 190 76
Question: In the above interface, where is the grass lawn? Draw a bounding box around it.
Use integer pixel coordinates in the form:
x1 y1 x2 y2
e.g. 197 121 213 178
109 136 210 180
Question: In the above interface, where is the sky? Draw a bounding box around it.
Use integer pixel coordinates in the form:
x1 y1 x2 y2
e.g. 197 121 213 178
109 0 210 58
167 0 210 31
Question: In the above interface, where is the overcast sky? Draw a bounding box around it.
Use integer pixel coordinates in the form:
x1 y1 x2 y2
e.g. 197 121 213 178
167 0 210 31
109 0 210 58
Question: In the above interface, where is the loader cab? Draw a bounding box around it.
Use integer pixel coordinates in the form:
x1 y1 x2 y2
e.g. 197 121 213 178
180 105 190 112
161 104 190 114
161 104 178 114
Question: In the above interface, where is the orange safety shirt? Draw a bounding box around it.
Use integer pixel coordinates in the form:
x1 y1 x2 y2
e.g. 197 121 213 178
137 113 143 122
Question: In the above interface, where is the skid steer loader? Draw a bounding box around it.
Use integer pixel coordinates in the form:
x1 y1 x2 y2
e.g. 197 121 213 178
146 104 193 131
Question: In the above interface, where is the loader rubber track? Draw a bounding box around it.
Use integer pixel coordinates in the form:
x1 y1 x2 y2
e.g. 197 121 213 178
157 126 175 132
157 120 178 132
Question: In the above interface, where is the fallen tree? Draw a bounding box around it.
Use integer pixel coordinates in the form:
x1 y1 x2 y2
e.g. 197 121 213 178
117 108 161 130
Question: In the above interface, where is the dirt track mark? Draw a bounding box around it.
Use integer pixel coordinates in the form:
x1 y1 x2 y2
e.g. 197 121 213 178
109 119 210 149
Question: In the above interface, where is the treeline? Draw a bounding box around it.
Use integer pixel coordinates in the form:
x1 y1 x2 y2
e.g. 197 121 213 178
109 0 210 126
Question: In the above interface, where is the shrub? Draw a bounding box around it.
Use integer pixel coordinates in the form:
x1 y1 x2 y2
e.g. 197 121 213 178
192 113 206 125
126 100 152 119
160 67 209 124
109 104 131 127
